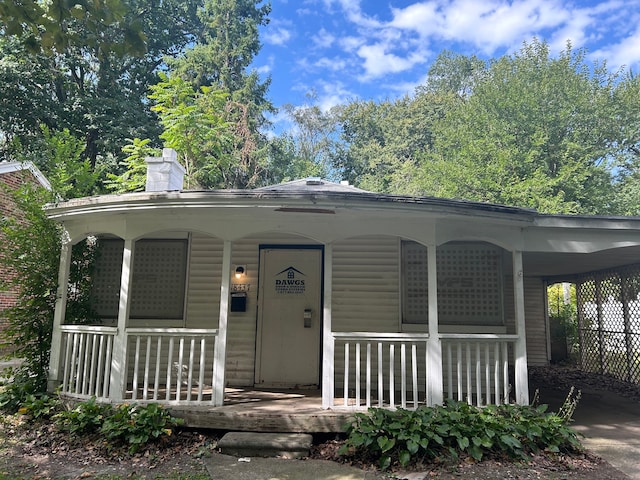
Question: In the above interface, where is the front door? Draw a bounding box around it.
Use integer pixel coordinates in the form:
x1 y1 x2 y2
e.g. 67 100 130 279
256 247 323 388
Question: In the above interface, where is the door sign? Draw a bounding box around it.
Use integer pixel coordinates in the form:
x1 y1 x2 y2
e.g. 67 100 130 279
274 266 306 294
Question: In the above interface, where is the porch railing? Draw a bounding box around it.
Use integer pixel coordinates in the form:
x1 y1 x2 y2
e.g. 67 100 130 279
59 325 117 401
58 326 219 405
125 328 218 403
440 334 518 406
332 332 431 410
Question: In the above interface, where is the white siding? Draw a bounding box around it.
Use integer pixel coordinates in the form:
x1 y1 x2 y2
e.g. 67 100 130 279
504 276 549 366
524 277 548 366
185 233 223 328
332 236 400 332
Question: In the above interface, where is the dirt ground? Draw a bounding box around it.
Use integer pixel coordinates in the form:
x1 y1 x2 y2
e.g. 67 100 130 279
0 366 637 480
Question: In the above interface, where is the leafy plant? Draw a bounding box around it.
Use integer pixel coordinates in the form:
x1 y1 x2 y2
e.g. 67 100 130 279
340 392 583 470
54 397 113 435
54 399 184 454
100 402 184 453
16 393 62 421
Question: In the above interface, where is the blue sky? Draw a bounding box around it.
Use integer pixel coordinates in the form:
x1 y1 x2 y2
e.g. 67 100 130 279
254 0 640 122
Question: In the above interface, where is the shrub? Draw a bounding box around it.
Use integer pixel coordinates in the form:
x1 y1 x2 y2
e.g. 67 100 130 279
16 393 62 421
54 396 113 435
99 402 184 453
53 398 183 453
340 390 583 470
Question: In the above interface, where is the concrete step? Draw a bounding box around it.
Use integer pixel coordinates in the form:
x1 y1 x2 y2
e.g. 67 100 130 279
218 432 313 459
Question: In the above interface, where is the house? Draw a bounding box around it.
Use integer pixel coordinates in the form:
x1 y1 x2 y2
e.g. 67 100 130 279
0 161 51 355
45 149 640 430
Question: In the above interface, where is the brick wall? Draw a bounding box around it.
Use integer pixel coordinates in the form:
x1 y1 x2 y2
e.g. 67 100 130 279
0 167 44 355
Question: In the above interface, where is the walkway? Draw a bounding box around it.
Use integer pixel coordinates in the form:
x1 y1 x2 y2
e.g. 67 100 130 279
535 377 640 479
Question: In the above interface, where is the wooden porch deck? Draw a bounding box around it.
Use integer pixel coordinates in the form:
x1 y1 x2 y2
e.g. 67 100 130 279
168 388 356 433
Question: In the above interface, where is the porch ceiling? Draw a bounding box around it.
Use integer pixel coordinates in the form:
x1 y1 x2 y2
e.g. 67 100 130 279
523 244 640 280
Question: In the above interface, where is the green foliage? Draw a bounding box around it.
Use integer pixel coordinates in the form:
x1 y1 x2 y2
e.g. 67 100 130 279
148 73 234 189
55 397 113 435
333 90 448 194
0 184 60 394
0 371 54 414
106 138 160 193
0 0 200 167
340 394 582 470
0 128 106 400
36 126 102 199
55 399 184 454
547 283 578 354
166 0 274 188
418 39 621 214
16 393 62 421
100 403 183 453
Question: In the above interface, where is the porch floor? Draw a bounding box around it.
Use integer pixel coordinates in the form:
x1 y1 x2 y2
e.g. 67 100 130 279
169 388 355 433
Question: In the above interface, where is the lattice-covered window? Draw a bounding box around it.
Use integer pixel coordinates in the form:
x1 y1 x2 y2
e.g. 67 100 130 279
401 241 504 326
402 241 429 324
91 238 188 320
437 243 503 326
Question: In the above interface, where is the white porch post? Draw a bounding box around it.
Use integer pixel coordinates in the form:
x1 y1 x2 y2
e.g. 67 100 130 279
213 240 231 406
110 238 135 400
427 243 443 405
512 250 530 405
47 237 72 392
322 243 334 409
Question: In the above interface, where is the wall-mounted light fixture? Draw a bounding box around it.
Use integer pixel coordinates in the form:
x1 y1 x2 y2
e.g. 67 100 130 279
234 265 246 279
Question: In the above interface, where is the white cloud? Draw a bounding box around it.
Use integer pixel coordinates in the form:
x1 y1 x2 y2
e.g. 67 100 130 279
357 43 426 78
591 26 640 71
316 80 358 110
314 57 348 71
269 0 640 107
263 27 293 45
313 28 336 48
256 55 275 75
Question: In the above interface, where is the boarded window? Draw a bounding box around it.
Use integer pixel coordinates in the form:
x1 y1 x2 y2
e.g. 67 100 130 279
402 241 504 326
91 238 188 320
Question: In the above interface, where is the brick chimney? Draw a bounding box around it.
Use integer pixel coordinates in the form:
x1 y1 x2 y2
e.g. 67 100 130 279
145 148 185 192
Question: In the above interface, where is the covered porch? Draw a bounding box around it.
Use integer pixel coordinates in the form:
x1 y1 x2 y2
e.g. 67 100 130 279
47 203 533 416
45 156 640 428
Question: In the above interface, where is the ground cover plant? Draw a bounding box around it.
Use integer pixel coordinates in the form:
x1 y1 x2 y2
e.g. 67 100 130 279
339 389 582 470
12 394 183 454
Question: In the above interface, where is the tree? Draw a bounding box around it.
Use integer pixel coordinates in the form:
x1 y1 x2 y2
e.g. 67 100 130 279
167 0 274 188
148 73 234 189
106 138 159 193
0 128 101 403
334 90 446 193
418 40 621 214
264 97 341 184
0 0 201 169
0 183 60 398
610 72 640 215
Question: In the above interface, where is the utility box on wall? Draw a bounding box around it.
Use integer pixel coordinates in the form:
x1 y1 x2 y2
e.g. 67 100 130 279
230 292 247 312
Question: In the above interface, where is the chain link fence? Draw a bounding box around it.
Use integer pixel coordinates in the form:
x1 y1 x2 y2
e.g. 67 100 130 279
576 265 640 384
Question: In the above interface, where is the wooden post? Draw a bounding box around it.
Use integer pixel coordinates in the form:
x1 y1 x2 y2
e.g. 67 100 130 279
512 250 529 405
427 243 443 405
47 238 72 392
110 238 135 401
213 240 231 406
322 243 334 409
